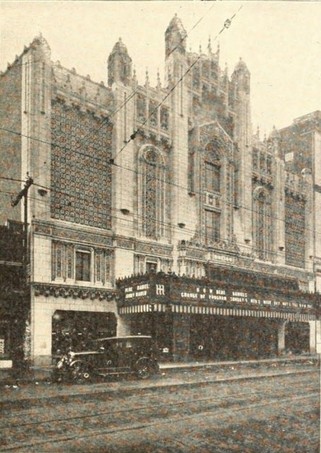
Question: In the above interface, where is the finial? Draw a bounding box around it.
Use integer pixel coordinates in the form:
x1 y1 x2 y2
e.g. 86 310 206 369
145 68 149 87
256 125 260 139
199 44 202 54
157 68 161 89
208 36 212 54
168 68 172 84
133 66 137 81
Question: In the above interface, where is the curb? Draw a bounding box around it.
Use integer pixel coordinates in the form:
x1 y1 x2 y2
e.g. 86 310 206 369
0 368 318 410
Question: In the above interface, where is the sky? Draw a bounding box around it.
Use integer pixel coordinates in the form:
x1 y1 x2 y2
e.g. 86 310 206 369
1 1 320 135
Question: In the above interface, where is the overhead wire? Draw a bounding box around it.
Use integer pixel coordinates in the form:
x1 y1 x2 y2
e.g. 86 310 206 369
0 175 317 264
113 5 243 161
1 5 317 260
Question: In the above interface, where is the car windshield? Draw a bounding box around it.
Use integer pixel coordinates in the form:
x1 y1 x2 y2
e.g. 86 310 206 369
92 337 153 352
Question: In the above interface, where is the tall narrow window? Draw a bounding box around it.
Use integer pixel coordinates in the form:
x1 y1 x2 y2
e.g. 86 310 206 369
76 250 91 281
205 210 220 244
205 162 220 193
141 146 166 239
204 141 221 194
52 241 64 280
254 189 272 260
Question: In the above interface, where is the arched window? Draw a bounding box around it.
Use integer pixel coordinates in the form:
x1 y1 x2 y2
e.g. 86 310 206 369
140 146 166 239
204 141 221 194
254 188 272 260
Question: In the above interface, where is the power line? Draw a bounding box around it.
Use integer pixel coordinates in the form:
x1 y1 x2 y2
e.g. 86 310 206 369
2 5 218 173
113 5 243 162
1 181 317 263
0 147 319 239
0 7 245 187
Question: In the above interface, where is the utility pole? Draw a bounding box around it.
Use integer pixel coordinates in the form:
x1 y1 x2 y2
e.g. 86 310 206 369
11 174 33 378
11 175 33 268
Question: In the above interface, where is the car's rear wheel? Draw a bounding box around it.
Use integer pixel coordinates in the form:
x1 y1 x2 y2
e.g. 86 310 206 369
135 359 153 380
70 362 92 383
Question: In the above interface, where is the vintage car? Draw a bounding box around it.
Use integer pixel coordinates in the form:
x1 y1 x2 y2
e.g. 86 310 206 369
52 335 159 383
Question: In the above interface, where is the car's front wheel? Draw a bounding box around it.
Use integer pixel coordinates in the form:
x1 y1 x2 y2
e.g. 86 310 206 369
70 362 93 383
135 359 154 380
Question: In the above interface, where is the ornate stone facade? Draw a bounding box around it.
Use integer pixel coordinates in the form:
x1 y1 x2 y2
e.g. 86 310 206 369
0 17 319 365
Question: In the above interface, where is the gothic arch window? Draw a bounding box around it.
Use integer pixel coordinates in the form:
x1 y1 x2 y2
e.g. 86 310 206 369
140 146 166 239
204 141 221 194
253 188 273 261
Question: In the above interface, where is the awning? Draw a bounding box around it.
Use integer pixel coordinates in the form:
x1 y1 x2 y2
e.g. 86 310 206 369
119 303 315 321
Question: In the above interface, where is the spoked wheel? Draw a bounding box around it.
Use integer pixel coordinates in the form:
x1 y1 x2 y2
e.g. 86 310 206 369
70 362 92 384
135 360 152 380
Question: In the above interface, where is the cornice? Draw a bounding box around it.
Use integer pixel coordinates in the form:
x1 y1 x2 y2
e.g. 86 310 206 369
33 283 118 301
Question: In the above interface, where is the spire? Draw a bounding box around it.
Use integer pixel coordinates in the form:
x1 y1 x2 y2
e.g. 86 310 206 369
232 57 250 94
107 37 132 86
165 14 187 58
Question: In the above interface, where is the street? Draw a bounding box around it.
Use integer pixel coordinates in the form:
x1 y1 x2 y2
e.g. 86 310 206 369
1 364 320 452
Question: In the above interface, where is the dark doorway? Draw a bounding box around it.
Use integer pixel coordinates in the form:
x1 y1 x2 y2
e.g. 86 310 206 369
285 322 310 354
52 311 117 355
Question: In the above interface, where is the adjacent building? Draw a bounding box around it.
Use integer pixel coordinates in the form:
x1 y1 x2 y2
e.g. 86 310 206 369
0 16 320 367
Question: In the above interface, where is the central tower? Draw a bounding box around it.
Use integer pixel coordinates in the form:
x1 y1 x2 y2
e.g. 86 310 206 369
165 15 194 251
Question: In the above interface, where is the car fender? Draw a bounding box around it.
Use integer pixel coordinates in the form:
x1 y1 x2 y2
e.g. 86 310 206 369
135 356 159 373
69 359 85 368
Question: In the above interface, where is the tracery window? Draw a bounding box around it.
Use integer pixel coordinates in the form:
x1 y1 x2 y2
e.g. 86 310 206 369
204 142 221 193
136 94 146 123
205 210 220 244
205 162 220 193
160 107 169 130
141 146 166 239
149 100 158 127
253 188 273 261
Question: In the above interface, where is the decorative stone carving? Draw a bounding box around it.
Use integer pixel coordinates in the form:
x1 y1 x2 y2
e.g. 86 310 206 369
33 283 116 301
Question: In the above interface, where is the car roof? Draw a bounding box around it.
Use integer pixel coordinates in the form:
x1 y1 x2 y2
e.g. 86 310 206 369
96 335 152 341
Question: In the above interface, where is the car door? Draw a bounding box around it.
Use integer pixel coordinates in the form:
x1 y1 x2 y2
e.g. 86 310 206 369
116 339 133 372
97 340 118 374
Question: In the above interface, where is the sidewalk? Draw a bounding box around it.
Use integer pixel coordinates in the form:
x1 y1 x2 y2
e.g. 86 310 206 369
0 356 318 406
1 354 318 384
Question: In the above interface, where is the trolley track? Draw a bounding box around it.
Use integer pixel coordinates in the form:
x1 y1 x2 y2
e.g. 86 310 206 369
1 391 318 452
1 370 319 451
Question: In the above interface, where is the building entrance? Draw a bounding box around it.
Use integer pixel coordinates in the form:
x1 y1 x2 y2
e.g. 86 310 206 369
190 315 278 361
52 311 117 355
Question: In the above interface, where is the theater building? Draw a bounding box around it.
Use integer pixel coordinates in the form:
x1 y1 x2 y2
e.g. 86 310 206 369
0 15 320 366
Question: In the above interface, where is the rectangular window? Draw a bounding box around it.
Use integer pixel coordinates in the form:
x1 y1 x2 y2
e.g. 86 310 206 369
146 261 157 273
205 210 220 244
205 162 220 193
76 250 91 281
